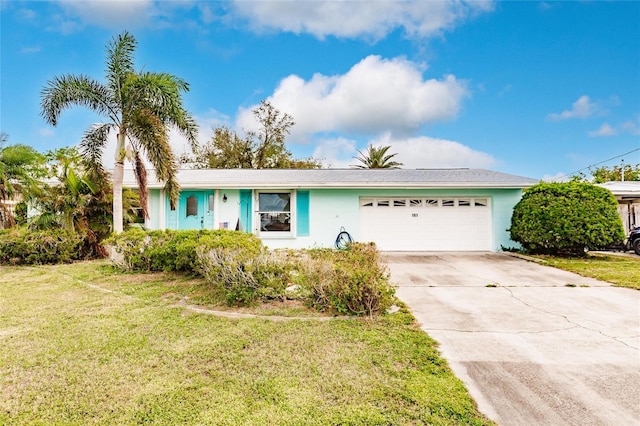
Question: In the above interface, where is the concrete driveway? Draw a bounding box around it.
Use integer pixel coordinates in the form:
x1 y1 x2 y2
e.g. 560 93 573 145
383 252 640 426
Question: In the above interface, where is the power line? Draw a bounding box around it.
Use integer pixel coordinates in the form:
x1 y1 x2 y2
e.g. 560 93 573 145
558 147 640 180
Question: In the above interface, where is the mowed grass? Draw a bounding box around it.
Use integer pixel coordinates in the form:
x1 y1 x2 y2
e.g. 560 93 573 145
539 253 640 290
0 261 492 425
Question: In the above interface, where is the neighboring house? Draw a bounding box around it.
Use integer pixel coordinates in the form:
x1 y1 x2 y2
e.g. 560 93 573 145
598 181 640 235
123 168 537 251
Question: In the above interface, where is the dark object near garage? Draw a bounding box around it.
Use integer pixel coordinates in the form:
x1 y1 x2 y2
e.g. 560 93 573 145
626 226 640 255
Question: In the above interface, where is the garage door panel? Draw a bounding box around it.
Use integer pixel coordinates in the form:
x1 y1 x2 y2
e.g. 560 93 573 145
359 197 491 251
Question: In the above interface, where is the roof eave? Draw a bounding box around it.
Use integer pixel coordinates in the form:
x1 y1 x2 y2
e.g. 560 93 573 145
137 182 534 190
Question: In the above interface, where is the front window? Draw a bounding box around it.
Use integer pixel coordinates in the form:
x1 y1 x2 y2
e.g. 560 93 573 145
258 192 291 232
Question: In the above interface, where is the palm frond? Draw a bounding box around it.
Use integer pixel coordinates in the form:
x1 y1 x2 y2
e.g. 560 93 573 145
128 108 180 209
40 75 116 125
106 31 137 106
163 175 180 212
133 152 149 219
128 110 173 176
352 144 403 169
128 72 198 150
29 211 59 231
79 123 113 174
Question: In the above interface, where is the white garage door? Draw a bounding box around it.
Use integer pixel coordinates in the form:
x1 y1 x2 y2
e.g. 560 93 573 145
359 197 492 251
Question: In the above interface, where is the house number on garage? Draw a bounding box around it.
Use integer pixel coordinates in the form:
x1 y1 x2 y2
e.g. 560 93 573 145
412 213 419 217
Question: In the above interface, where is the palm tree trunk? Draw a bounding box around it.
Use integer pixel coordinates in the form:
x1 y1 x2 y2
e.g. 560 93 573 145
113 132 126 233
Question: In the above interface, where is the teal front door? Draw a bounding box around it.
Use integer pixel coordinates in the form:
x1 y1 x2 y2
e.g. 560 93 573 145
178 191 206 230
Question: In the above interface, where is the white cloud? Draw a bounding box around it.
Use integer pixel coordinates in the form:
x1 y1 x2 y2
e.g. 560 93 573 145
53 0 157 31
589 116 640 137
38 127 55 138
309 137 358 168
230 0 494 41
497 84 512 97
306 134 496 170
236 55 469 142
547 95 597 121
369 134 496 169
20 46 41 54
17 8 37 21
588 122 618 137
541 172 570 182
621 116 640 136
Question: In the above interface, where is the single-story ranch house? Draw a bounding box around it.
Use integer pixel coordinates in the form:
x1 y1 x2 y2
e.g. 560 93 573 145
123 168 538 251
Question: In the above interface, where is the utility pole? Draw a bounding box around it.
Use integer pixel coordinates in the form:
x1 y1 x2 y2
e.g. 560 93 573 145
621 159 625 182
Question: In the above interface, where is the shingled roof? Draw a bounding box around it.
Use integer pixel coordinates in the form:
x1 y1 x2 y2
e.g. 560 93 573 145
122 168 538 189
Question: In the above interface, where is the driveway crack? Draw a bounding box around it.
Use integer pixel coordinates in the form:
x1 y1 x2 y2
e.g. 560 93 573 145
423 325 581 334
499 285 639 350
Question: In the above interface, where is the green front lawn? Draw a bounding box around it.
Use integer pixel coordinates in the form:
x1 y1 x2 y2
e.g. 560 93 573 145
538 253 640 290
0 261 492 425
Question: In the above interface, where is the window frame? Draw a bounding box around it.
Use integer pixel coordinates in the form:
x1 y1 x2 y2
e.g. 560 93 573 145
256 190 296 238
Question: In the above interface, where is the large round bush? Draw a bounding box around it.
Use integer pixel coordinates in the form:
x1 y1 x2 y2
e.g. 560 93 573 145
510 182 624 256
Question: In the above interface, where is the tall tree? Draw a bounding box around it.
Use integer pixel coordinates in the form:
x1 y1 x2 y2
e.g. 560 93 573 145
40 31 197 233
590 164 640 183
182 101 321 169
0 133 47 228
352 144 403 169
249 100 295 168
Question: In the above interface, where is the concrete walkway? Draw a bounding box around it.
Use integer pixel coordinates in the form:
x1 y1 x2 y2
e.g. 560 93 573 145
383 252 640 426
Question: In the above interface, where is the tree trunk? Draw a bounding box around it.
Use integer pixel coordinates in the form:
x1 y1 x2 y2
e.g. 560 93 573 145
113 132 126 233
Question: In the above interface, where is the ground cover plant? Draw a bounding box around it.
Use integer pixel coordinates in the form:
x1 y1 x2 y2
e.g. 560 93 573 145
536 253 640 290
0 261 492 425
109 229 396 316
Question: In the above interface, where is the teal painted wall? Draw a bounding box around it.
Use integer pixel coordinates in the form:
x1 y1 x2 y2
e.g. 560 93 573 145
149 186 523 251
165 194 178 229
296 190 310 236
261 187 523 250
239 190 252 232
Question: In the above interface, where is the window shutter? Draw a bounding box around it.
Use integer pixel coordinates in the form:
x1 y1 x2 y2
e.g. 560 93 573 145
239 190 252 232
296 190 310 236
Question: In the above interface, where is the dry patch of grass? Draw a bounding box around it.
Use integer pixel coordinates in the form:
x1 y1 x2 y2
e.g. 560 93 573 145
538 253 640 290
0 261 492 425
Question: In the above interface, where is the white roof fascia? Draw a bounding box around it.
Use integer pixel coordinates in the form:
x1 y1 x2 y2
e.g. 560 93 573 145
140 182 533 190
122 169 538 190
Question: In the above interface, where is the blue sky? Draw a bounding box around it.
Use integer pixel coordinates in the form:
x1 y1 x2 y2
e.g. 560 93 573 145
1 0 639 180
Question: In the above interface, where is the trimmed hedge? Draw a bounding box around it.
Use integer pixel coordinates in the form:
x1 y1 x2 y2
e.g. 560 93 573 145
0 228 85 265
510 182 625 256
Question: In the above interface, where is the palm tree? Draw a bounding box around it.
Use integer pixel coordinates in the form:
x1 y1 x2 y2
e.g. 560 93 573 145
352 144 403 169
31 155 98 234
30 148 141 258
40 31 197 233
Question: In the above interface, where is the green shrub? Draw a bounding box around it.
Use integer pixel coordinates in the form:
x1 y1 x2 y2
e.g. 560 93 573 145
0 228 85 265
510 182 625 256
195 248 291 306
295 243 396 316
107 229 263 273
107 230 395 316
